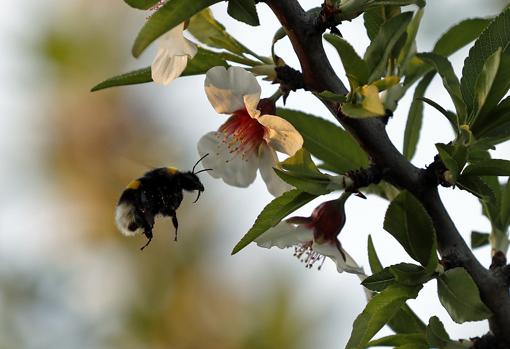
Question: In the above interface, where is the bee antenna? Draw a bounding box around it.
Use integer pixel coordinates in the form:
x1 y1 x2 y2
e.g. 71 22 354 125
194 168 213 175
192 153 209 173
193 190 201 203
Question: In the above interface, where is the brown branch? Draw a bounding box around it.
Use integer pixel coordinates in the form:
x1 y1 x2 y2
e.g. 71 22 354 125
263 0 510 343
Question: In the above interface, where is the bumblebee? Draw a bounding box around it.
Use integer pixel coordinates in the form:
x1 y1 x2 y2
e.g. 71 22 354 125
115 154 210 250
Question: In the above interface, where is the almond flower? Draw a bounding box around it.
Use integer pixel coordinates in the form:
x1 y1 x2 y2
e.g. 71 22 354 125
197 66 303 196
151 22 197 85
255 195 364 274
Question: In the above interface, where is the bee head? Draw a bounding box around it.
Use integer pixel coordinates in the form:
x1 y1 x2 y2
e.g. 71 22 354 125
180 172 205 192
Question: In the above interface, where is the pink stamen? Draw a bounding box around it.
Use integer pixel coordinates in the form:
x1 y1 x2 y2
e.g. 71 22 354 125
218 108 267 160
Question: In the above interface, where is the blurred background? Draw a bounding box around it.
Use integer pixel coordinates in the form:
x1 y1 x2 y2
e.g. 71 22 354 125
0 1 509 348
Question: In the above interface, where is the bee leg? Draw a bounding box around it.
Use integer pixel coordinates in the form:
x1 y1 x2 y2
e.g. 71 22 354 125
138 213 154 251
171 212 178 242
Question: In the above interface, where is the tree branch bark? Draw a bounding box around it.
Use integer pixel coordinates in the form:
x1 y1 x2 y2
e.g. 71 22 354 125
264 0 510 343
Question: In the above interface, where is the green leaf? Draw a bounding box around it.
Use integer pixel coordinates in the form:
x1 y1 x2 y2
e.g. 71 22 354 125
475 96 510 144
91 48 228 91
471 231 490 249
316 90 347 103
398 8 424 67
132 0 221 57
418 97 458 129
426 316 450 348
280 149 323 176
346 284 422 349
276 109 368 173
91 67 152 92
456 175 496 201
366 236 426 334
342 85 386 118
471 49 510 126
367 235 383 273
403 72 434 159
389 263 432 286
362 268 395 292
417 52 467 121
324 34 369 87
227 0 259 26
367 333 427 347
433 18 492 57
388 305 426 334
123 0 160 9
500 178 510 227
461 7 510 112
462 159 510 176
435 143 468 183
274 170 332 195
437 267 492 323
364 12 413 82
384 191 438 271
231 190 316 254
363 6 401 41
187 9 245 55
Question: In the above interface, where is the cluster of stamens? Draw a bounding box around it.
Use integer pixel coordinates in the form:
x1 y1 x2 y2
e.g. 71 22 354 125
293 241 326 270
217 109 267 161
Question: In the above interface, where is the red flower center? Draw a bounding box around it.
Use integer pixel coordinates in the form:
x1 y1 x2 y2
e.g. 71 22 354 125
218 108 267 159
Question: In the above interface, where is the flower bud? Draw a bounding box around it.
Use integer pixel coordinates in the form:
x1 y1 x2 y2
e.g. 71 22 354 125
310 197 347 244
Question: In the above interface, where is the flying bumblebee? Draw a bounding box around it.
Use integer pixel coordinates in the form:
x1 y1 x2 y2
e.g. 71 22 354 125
115 154 210 250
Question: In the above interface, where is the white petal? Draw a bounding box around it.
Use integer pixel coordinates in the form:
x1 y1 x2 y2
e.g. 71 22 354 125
255 222 313 249
313 241 365 275
258 143 293 197
205 66 261 114
151 54 188 85
197 131 259 187
158 23 198 57
257 114 303 155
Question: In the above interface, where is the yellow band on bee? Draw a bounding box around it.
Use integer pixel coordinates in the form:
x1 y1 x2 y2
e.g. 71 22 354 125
166 167 178 175
127 179 141 190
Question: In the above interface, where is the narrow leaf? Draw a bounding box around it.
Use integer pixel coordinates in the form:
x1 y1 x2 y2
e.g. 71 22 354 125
324 34 369 86
456 175 496 201
433 18 492 57
462 159 510 176
471 50 510 126
231 190 316 254
437 268 492 323
417 52 467 121
346 284 422 349
471 231 490 249
418 97 458 129
384 191 438 271
403 72 434 159
367 333 427 347
364 12 413 82
426 316 450 348
362 269 395 292
461 7 510 112
368 235 383 273
367 236 425 334
274 169 332 195
277 109 368 173
123 0 160 9
363 6 401 41
227 0 260 26
91 48 228 91
188 9 245 55
132 0 221 57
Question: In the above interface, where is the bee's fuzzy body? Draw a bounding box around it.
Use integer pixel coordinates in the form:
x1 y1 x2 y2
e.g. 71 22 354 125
115 167 204 249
